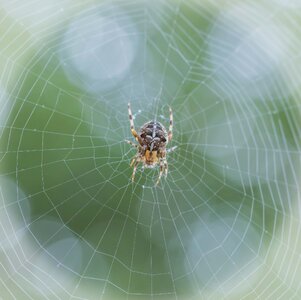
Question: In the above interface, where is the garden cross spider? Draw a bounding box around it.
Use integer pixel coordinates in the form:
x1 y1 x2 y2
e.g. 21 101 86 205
126 103 176 186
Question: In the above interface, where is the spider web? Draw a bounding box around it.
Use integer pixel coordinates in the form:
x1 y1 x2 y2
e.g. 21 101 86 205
0 0 301 299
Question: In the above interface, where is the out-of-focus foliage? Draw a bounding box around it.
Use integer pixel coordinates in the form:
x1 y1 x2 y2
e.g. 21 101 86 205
0 1 301 299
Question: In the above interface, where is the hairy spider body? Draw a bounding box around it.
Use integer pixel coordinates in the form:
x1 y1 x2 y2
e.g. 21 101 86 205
139 121 167 167
126 103 174 185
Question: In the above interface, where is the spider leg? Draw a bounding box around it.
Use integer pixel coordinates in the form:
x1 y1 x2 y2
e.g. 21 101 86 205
125 140 139 148
128 103 143 145
131 158 141 182
166 146 177 153
168 106 173 142
164 159 168 177
130 156 137 167
155 160 165 186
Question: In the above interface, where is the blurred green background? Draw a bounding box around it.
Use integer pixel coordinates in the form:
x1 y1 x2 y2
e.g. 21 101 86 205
0 0 301 299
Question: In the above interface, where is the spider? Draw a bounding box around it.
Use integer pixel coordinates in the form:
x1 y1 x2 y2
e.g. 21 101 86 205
126 102 176 186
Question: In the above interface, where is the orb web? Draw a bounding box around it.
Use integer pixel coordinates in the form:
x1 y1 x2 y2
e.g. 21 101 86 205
0 1 301 299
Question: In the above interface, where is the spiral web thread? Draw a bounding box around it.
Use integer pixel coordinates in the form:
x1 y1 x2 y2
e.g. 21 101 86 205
0 1 301 299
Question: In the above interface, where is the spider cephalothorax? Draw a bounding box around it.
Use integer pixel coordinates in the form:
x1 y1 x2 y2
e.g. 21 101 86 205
126 103 175 185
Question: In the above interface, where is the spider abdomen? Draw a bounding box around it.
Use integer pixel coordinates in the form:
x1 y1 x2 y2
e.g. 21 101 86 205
139 121 167 151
